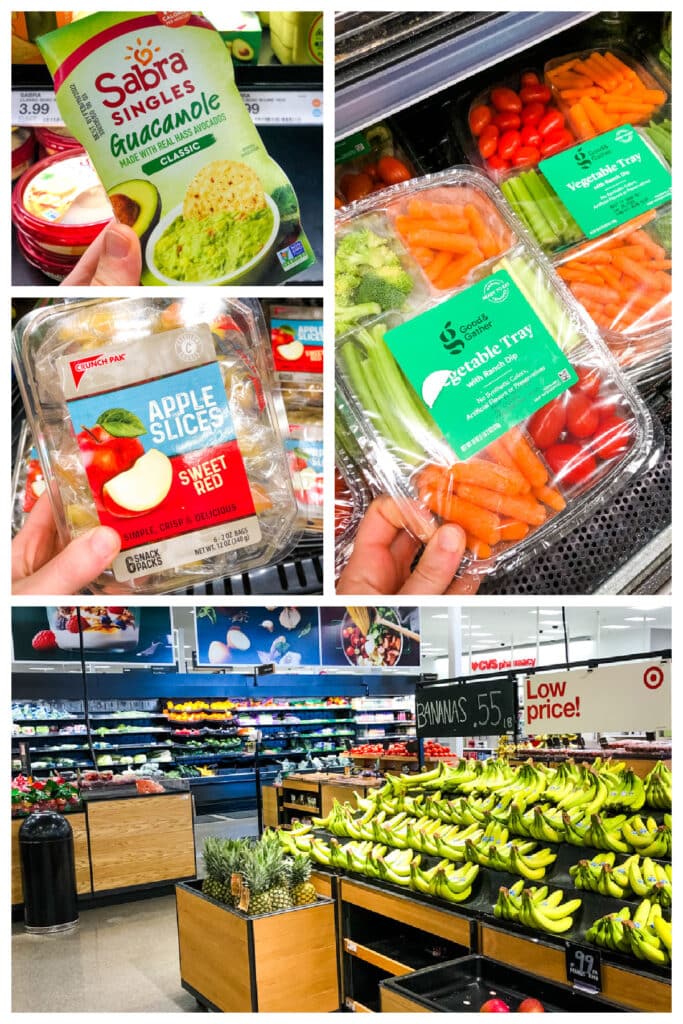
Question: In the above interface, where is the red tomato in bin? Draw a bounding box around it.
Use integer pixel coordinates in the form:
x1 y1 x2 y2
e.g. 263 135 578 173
591 414 633 460
540 129 574 158
343 173 374 203
566 391 600 439
479 124 499 158
493 111 521 131
521 71 540 86
512 146 540 167
490 87 522 113
519 83 552 105
498 130 521 160
572 365 602 398
528 397 566 449
377 155 411 185
520 102 546 126
545 443 597 485
520 124 542 148
538 110 565 136
487 154 510 171
469 104 493 136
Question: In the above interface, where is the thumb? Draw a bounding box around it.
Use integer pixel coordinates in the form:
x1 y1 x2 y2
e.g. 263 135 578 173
13 527 121 595
399 523 466 595
89 224 142 286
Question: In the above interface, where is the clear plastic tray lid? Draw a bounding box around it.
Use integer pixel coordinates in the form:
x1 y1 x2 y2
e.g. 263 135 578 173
335 166 659 578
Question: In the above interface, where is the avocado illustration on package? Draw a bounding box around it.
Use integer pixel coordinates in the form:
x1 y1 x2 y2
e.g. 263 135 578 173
37 11 316 284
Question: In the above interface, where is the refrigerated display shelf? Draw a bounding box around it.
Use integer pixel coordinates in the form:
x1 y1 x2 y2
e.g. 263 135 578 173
335 11 593 134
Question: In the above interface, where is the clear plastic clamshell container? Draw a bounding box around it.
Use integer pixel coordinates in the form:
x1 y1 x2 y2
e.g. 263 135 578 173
13 297 300 594
544 47 669 142
334 167 659 579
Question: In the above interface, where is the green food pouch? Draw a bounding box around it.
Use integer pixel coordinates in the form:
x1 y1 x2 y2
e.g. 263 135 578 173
37 11 316 284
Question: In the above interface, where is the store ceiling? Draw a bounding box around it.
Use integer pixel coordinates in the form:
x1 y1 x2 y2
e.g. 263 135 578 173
420 604 672 657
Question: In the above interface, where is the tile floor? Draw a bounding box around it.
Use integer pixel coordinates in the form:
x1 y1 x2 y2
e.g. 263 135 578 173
12 813 259 1013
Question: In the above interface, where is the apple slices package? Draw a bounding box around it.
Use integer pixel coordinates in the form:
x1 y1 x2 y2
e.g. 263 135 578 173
12 297 300 594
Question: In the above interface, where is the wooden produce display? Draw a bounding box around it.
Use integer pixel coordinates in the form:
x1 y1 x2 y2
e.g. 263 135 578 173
480 922 671 1013
175 880 339 1012
263 773 382 828
12 813 92 903
87 792 196 892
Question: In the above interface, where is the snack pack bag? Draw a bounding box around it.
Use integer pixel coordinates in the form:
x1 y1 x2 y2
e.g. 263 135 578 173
37 11 316 285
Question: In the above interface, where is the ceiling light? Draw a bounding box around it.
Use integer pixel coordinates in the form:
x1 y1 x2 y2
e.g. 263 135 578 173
624 616 656 622
602 624 630 630
431 614 449 619
538 610 563 616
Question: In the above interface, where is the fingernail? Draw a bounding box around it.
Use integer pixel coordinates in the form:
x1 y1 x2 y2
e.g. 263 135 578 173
438 524 465 553
104 225 132 260
87 527 121 560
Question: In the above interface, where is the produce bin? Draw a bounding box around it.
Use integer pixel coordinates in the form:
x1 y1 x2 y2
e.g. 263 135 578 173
380 954 625 1012
19 811 78 933
175 879 339 1012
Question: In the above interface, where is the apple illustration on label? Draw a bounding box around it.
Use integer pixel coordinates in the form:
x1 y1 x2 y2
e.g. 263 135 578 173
102 449 173 516
77 424 146 495
277 340 305 361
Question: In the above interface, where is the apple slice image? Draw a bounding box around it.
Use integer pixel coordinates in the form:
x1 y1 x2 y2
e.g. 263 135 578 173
102 449 173 517
277 340 305 361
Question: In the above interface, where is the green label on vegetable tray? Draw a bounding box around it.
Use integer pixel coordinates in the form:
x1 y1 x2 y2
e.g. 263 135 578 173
539 125 672 239
335 132 371 164
385 270 578 460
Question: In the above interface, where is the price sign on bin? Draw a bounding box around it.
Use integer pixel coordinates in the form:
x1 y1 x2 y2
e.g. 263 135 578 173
415 678 516 738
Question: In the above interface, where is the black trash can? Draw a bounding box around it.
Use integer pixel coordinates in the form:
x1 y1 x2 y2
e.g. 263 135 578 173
19 811 79 933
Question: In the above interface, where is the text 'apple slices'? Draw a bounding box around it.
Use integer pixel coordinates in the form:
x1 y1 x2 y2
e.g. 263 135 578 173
103 449 173 513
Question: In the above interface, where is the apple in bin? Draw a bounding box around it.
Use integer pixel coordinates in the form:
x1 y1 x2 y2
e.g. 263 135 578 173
102 449 173 516
518 998 545 1012
480 999 510 1012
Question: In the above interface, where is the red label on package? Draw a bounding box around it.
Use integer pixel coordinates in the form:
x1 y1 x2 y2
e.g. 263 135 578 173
271 311 323 374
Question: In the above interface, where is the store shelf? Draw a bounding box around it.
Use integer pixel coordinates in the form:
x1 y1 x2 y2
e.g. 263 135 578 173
282 801 319 812
336 11 593 136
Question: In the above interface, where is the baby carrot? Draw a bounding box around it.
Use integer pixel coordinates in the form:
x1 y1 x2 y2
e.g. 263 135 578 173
465 534 493 560
501 427 549 488
425 249 453 283
568 101 595 139
533 485 567 512
456 484 547 526
580 95 614 134
571 282 621 305
483 439 532 493
446 458 527 495
497 518 530 542
434 249 483 289
464 203 498 259
422 492 501 546
408 229 478 253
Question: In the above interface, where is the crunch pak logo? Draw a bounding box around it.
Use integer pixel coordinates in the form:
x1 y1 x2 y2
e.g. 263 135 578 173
69 352 126 389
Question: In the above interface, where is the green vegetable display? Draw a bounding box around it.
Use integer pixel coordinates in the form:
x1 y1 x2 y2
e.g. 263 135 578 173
644 118 672 165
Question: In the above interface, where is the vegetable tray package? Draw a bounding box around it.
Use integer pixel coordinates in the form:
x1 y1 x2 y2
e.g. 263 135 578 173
36 12 315 285
335 167 659 580
13 297 300 595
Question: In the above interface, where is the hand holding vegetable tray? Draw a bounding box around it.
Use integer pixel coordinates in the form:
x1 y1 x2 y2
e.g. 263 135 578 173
335 167 658 583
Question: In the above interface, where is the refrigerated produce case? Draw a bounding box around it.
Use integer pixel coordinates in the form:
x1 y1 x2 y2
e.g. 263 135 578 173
335 11 671 594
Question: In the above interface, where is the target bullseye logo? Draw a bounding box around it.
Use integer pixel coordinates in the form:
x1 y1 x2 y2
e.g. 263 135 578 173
643 665 664 690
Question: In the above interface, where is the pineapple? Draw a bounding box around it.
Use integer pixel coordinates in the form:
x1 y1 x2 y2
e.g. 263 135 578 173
216 838 248 906
201 837 223 900
241 847 273 916
261 829 292 912
289 853 317 906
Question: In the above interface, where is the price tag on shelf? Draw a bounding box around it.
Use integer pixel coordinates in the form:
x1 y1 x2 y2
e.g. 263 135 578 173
12 90 62 127
565 942 602 992
239 90 323 126
345 939 358 953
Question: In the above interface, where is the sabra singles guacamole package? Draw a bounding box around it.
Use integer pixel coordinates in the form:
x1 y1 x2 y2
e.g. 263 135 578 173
37 11 316 285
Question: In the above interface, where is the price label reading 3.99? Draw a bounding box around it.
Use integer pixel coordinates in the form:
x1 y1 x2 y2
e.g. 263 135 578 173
12 90 62 126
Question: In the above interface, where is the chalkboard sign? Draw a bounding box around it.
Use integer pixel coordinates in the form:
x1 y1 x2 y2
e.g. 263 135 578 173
415 678 516 738
565 942 602 991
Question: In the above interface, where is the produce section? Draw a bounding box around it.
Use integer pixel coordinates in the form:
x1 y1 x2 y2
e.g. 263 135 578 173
335 10 671 594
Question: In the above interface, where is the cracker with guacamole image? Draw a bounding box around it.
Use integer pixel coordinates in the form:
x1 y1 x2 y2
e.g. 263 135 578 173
36 12 316 284
153 160 276 283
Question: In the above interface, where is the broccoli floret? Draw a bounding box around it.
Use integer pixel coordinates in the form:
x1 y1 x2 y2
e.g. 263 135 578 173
271 184 299 219
335 270 360 308
335 228 387 270
354 273 411 311
335 302 382 337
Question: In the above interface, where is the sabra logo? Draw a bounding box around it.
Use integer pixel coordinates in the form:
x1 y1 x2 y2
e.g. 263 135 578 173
94 36 189 108
69 352 126 389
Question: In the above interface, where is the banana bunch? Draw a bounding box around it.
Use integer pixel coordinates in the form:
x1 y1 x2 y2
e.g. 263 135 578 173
644 762 672 811
493 760 549 806
602 768 646 811
457 758 515 795
622 815 672 858
570 854 630 899
586 900 671 965
494 880 581 934
628 856 672 907
543 759 584 802
463 830 557 880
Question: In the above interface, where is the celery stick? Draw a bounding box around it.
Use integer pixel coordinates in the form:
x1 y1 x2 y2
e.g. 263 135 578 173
497 254 583 353
367 328 441 437
530 172 582 245
502 175 554 248
520 170 567 242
